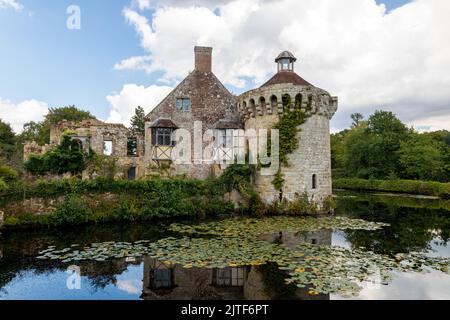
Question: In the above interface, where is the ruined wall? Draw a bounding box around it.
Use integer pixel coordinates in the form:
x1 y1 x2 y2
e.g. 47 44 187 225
23 141 51 161
24 119 146 180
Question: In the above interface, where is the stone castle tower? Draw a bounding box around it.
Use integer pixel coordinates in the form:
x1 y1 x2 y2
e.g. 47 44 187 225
238 51 338 210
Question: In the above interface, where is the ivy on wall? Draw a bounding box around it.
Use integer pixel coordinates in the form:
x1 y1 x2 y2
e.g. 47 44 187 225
271 105 310 190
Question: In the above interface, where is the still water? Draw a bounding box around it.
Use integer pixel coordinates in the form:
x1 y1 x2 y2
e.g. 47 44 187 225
1 191 450 300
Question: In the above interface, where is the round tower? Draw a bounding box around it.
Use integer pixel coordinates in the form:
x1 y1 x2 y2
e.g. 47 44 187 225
238 51 338 212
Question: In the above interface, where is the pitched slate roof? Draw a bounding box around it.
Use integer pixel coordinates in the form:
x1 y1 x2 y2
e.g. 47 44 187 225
260 71 312 88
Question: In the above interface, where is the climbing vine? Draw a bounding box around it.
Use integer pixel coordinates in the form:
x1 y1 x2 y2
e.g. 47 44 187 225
271 107 310 189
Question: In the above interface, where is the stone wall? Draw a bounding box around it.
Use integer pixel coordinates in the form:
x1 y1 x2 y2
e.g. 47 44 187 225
145 48 239 179
23 141 51 161
238 82 338 212
24 119 146 180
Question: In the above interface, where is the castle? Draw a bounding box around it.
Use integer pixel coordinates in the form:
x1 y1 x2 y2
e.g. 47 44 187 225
25 47 338 210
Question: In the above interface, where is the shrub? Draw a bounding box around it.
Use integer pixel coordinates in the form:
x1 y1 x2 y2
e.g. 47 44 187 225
24 135 88 176
50 194 92 226
333 178 450 199
113 196 142 222
0 178 8 192
0 165 18 182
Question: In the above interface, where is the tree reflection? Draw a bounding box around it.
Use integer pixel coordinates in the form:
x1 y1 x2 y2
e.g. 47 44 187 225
336 193 450 255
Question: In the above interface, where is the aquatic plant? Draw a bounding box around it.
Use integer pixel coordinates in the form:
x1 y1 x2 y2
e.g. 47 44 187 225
36 216 450 297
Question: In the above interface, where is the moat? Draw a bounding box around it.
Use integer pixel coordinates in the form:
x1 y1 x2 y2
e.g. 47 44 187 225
1 191 450 300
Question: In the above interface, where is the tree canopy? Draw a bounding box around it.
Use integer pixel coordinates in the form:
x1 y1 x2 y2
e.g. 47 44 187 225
24 135 90 176
0 119 16 161
20 105 96 146
130 106 145 136
332 110 450 182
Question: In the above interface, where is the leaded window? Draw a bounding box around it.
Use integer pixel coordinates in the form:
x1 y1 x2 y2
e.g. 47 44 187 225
151 128 174 146
213 267 245 287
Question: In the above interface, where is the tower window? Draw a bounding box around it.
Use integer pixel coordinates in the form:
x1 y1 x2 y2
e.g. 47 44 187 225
312 174 317 189
176 98 191 111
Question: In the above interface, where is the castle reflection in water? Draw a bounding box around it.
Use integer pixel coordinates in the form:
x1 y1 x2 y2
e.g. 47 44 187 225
141 230 331 300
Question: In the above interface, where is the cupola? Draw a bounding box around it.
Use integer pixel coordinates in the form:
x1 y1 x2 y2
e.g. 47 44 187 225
275 51 297 72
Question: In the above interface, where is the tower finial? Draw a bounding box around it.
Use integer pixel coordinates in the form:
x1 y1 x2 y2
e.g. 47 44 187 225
275 51 296 72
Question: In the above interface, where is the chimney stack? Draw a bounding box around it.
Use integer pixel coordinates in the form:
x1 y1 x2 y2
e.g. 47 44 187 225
194 46 212 72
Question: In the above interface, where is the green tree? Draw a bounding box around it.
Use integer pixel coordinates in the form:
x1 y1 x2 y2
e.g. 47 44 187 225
24 135 89 176
130 106 146 135
19 106 95 145
350 113 364 127
399 133 449 182
0 119 16 161
340 111 409 179
330 129 349 178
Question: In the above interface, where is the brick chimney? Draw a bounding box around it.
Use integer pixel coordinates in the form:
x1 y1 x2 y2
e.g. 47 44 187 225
194 46 212 72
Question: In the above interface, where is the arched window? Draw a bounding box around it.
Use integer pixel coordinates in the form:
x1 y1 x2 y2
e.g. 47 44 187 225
71 138 83 151
249 99 256 116
307 95 313 111
312 174 317 189
259 97 266 115
295 93 303 108
270 95 278 113
282 94 291 109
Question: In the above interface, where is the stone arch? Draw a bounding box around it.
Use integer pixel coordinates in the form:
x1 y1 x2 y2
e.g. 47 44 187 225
249 98 256 117
306 94 313 112
270 95 278 114
281 94 292 111
295 93 303 109
71 138 83 150
259 96 266 115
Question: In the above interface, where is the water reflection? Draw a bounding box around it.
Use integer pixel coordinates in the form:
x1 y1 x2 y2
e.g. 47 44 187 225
140 229 332 300
1 191 450 300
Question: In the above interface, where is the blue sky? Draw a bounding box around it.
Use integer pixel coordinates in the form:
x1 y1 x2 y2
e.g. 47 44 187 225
0 0 153 120
2 0 449 133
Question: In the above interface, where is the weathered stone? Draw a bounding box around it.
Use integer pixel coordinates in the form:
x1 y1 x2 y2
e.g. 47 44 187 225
23 47 337 214
238 53 337 212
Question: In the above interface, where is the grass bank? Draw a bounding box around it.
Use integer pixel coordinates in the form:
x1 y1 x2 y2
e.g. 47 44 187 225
333 178 450 199
0 177 236 230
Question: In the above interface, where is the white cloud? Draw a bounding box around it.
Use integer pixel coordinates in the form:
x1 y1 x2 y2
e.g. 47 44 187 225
116 0 450 131
0 0 23 11
409 114 450 132
116 280 142 295
132 0 151 11
106 84 173 125
0 98 48 133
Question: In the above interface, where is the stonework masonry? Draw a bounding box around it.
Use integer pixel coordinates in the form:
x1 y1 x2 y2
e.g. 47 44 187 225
238 75 337 209
24 48 338 213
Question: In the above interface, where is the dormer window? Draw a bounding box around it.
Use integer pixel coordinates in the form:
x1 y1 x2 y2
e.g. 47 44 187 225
176 98 191 112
